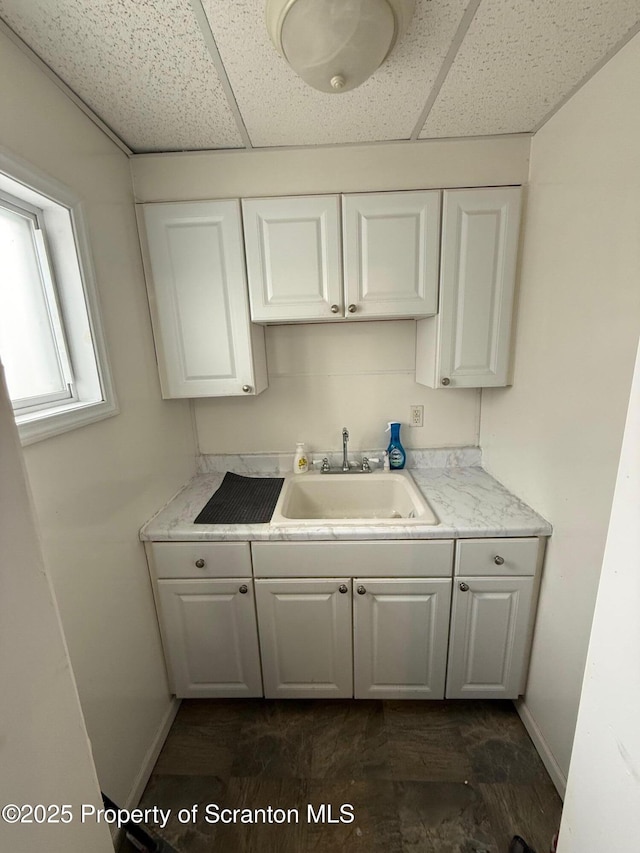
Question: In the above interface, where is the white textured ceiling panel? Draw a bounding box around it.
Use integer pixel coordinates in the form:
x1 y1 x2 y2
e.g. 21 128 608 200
420 0 640 139
0 0 243 152
201 0 469 148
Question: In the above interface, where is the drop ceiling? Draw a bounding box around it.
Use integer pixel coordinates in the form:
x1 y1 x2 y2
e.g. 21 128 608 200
1 0 639 154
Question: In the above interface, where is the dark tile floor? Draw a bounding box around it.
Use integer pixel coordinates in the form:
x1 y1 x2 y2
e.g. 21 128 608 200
121 699 562 853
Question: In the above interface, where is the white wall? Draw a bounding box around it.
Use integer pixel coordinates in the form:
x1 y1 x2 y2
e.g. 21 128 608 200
481 32 640 788
557 345 640 850
0 32 197 804
132 136 530 453
0 364 113 853
198 321 480 453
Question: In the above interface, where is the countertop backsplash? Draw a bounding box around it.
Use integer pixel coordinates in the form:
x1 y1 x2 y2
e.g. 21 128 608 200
196 446 483 475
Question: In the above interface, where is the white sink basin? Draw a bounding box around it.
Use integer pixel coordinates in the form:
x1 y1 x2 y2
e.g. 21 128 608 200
271 470 438 526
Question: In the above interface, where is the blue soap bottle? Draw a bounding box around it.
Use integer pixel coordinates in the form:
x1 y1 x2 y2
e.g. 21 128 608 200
385 422 406 470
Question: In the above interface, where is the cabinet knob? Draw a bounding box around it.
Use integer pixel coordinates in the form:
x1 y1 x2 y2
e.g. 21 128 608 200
348 304 357 314
459 582 469 592
441 377 451 386
239 584 248 594
494 555 505 565
330 304 340 314
338 584 348 594
357 585 366 595
195 559 205 569
242 385 252 393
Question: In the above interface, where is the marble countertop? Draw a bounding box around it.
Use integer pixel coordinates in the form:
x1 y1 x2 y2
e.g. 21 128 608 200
140 454 552 542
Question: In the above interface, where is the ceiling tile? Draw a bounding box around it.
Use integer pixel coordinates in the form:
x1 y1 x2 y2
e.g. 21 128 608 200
201 0 469 148
420 0 640 138
0 0 244 152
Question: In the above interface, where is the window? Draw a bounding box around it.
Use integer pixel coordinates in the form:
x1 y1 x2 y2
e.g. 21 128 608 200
0 150 117 444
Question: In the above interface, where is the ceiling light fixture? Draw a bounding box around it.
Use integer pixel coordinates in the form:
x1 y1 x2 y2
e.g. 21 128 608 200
266 0 416 94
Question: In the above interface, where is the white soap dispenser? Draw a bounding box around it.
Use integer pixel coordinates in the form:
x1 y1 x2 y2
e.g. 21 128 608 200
293 442 308 474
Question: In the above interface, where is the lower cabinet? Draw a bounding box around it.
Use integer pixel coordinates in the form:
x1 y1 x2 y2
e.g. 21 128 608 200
156 578 263 698
146 537 543 701
354 578 452 699
446 577 535 699
146 541 263 698
255 578 353 698
446 537 540 699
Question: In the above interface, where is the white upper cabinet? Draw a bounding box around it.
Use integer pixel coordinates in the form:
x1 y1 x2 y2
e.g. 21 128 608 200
242 191 440 322
137 200 268 398
342 191 440 319
242 195 342 322
416 186 522 389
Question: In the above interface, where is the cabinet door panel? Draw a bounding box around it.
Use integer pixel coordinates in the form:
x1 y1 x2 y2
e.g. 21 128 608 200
343 191 440 318
416 186 521 388
255 578 352 698
156 579 263 698
446 576 534 699
243 195 342 322
439 187 521 387
138 201 266 398
354 578 451 699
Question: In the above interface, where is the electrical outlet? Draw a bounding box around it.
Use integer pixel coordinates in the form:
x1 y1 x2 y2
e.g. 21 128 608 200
410 405 424 427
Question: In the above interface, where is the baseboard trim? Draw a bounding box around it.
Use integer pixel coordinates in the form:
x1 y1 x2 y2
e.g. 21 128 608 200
515 698 567 799
125 697 181 809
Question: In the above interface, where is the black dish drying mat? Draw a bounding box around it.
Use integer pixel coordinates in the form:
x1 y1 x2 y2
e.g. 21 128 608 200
194 472 284 524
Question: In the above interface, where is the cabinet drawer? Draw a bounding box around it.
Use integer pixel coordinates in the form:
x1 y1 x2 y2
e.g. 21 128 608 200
147 541 252 579
251 540 454 578
455 538 540 577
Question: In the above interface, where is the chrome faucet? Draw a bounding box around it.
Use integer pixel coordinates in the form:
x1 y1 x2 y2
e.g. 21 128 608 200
312 428 379 473
342 427 350 471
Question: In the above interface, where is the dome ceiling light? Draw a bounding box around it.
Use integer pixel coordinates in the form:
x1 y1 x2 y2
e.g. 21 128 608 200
266 0 416 94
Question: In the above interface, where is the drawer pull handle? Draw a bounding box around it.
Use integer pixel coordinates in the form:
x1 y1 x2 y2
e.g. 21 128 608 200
357 585 366 595
195 559 205 569
459 582 469 592
494 555 505 565
338 584 348 594
239 584 248 594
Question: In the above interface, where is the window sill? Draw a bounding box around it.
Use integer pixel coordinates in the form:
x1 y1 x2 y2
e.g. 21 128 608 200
17 397 119 446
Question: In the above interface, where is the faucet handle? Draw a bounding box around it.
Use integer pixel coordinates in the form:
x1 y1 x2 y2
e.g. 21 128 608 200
362 456 380 472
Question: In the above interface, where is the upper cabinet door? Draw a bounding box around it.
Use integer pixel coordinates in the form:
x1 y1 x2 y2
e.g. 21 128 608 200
416 187 522 389
242 195 342 322
342 191 440 319
138 200 267 398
